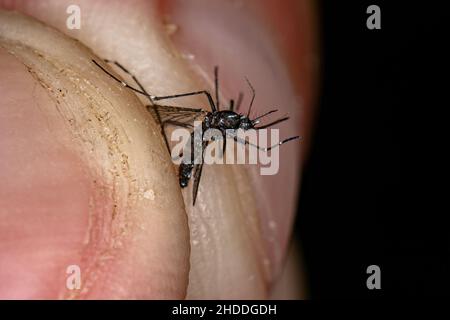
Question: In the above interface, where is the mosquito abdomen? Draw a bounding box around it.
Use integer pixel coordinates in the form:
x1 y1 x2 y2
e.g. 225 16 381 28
179 163 194 188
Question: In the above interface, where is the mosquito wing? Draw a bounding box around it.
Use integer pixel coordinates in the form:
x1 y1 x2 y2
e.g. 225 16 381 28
148 104 208 126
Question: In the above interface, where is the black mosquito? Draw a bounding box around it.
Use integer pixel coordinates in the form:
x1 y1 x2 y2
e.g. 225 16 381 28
93 59 300 205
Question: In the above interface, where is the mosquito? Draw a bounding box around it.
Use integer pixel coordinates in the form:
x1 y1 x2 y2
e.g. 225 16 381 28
93 59 300 205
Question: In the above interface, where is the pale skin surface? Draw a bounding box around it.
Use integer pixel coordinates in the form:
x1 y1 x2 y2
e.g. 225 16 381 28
0 0 317 299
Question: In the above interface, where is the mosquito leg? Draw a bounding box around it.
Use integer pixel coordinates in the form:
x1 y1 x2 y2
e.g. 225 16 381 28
160 120 194 155
192 163 203 205
251 109 279 124
156 66 220 111
214 66 220 111
255 116 290 129
245 78 256 117
229 99 235 112
94 59 217 112
221 131 227 158
152 90 217 112
159 121 171 154
93 59 156 102
104 60 149 95
233 135 300 151
235 92 244 112
192 140 208 205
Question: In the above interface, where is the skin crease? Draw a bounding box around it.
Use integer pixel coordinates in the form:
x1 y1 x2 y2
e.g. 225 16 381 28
0 11 191 299
0 0 317 299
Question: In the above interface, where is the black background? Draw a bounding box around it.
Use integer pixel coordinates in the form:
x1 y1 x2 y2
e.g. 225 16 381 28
295 1 449 297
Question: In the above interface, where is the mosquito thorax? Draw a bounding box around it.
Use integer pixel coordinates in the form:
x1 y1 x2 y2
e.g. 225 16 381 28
205 110 241 130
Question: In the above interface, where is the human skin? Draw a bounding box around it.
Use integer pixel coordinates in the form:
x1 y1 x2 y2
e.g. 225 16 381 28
0 0 317 299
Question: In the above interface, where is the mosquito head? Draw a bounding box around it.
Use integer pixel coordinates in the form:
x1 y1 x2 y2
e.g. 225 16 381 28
238 115 255 131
